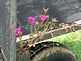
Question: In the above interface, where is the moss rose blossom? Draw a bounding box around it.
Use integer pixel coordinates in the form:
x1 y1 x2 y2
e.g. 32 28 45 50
14 27 21 36
39 15 47 21
27 16 36 24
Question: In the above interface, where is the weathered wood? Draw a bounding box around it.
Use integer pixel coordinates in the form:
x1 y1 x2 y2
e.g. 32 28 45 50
0 0 16 61
43 24 81 40
16 24 81 42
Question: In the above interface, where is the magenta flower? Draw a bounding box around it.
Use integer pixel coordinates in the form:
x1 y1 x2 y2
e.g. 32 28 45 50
14 27 21 36
27 16 36 24
39 15 47 21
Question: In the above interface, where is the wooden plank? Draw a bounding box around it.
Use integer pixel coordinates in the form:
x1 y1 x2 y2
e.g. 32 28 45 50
0 0 16 61
16 24 81 42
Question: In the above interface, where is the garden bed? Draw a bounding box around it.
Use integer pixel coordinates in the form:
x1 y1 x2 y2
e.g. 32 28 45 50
16 23 81 61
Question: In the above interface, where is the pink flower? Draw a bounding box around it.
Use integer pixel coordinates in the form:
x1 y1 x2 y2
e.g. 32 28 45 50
14 27 21 36
39 15 47 21
27 16 36 24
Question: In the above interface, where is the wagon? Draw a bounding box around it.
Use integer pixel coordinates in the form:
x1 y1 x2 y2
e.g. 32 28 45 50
0 0 81 61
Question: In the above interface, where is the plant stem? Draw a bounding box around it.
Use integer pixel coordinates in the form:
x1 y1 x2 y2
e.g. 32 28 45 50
19 36 23 48
44 18 49 30
51 32 54 38
30 24 33 38
34 24 37 33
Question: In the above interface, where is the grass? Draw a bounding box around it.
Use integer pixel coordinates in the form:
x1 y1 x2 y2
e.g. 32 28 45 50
41 29 81 61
